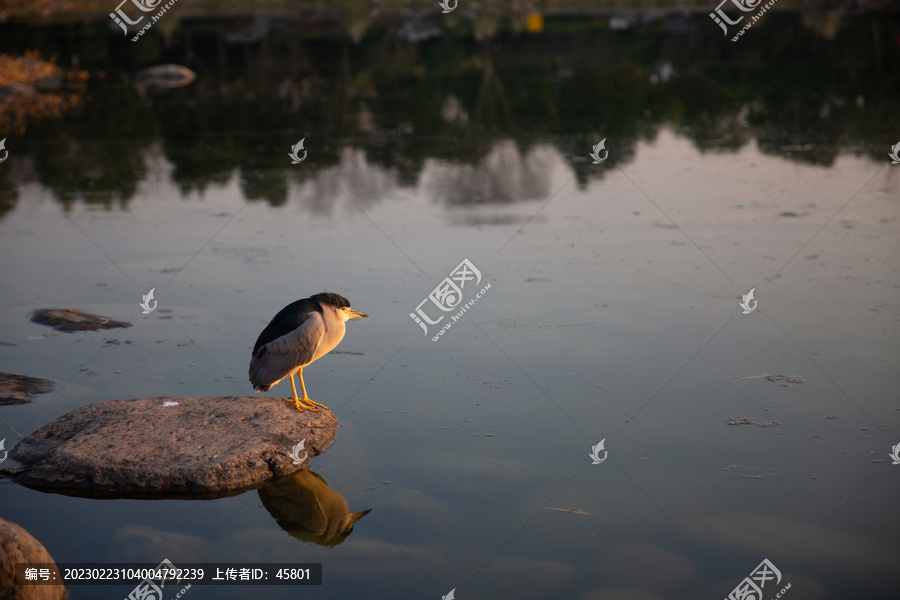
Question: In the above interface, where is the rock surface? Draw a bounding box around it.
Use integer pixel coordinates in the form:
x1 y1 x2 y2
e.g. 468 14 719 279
30 308 131 332
0 371 55 405
0 517 67 600
5 396 338 498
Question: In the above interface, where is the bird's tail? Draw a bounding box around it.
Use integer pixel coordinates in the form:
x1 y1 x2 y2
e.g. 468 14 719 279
249 356 273 392
249 349 293 393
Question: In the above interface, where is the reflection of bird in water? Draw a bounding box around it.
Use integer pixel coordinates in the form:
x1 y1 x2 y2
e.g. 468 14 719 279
259 470 371 547
249 293 369 412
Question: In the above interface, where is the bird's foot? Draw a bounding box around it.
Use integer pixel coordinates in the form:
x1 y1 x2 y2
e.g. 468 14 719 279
283 397 318 412
282 397 325 412
302 398 328 411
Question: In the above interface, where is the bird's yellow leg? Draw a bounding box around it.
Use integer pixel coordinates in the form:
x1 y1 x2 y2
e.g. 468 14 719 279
287 373 302 411
298 367 328 411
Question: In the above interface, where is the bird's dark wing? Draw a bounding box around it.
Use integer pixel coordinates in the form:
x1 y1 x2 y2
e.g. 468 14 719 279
249 311 326 390
265 311 325 358
252 297 321 357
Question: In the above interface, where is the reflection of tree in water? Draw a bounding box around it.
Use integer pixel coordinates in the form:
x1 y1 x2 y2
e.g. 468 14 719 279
0 173 17 221
422 140 553 207
28 138 146 211
1 9 897 217
26 79 155 210
474 44 516 133
343 0 372 45
290 147 401 216
660 74 751 155
241 166 289 206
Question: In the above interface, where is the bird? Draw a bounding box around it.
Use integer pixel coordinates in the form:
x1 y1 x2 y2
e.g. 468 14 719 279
249 292 368 412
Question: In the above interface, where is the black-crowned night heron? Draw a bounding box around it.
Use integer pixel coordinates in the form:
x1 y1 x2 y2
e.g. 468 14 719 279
249 292 368 412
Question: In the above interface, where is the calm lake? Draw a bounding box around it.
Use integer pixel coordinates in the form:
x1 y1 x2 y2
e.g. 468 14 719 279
0 3 898 599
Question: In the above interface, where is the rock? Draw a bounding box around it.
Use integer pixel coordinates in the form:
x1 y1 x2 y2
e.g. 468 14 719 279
30 309 131 332
0 372 55 405
725 417 780 427
0 517 67 600
135 64 196 90
5 396 338 498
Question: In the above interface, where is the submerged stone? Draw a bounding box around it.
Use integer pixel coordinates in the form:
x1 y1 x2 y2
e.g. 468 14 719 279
0 371 55 405
30 308 131 332
5 396 338 498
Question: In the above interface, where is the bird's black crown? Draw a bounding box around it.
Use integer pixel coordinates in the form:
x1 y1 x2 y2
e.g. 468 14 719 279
311 292 352 309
